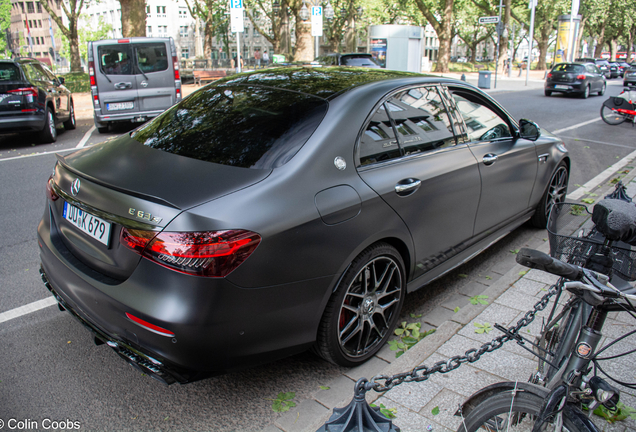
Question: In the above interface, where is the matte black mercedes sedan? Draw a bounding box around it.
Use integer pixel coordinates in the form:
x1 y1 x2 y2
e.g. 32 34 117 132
545 62 606 98
38 67 570 384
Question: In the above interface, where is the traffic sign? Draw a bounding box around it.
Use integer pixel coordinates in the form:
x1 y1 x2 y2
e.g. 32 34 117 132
230 0 244 33
311 6 323 37
479 16 500 24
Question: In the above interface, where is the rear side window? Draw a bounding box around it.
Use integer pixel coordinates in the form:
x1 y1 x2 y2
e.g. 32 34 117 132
98 45 134 75
0 63 21 81
131 85 328 169
359 104 400 165
136 43 168 73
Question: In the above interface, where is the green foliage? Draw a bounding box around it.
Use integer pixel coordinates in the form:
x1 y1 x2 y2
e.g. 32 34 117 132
431 406 440 415
267 392 296 413
469 295 489 305
388 321 436 358
0 0 10 57
510 249 520 254
319 385 330 390
474 322 493 334
370 403 397 419
581 198 596 204
593 401 636 423
454 306 460 313
570 205 585 216
58 16 112 66
60 72 90 93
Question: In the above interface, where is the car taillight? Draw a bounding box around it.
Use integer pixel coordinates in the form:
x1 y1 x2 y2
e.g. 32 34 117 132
93 94 99 107
89 61 96 86
547 73 552 79
120 228 261 277
173 55 180 81
577 74 586 80
46 175 59 201
8 87 38 97
125 313 175 337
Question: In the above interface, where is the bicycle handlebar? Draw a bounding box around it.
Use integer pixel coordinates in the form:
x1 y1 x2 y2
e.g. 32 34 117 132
516 248 583 281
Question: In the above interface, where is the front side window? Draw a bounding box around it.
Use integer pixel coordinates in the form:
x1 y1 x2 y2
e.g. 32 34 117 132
451 91 512 142
359 104 400 166
131 85 328 169
386 86 456 155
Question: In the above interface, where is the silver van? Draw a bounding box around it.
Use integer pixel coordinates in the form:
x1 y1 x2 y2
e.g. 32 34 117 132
87 37 182 133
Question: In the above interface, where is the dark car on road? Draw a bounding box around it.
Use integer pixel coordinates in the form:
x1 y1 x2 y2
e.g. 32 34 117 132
314 53 380 68
545 62 606 98
608 62 620 78
624 65 636 87
38 67 570 384
0 57 75 143
575 58 612 78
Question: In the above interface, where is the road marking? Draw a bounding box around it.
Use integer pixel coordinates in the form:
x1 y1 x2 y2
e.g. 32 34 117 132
0 297 57 324
559 136 635 149
0 147 78 162
567 149 636 200
552 117 603 134
76 125 96 148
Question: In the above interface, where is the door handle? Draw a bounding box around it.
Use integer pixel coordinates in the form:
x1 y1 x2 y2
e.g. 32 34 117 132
395 179 422 196
482 154 498 166
114 82 132 89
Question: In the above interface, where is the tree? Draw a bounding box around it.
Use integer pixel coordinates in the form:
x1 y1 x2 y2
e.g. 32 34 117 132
412 0 456 72
119 0 146 36
58 16 112 64
0 0 11 57
40 0 85 72
184 0 231 58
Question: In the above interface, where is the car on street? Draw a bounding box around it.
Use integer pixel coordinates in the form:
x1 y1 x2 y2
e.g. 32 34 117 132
314 53 381 68
38 67 570 384
575 57 612 78
545 62 606 98
608 62 620 78
617 62 631 77
0 57 75 143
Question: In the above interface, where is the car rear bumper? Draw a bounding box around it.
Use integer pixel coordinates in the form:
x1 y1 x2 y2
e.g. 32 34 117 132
37 203 331 383
0 112 45 132
545 82 586 94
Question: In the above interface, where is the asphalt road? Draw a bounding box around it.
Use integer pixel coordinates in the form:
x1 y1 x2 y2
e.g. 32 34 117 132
0 78 634 432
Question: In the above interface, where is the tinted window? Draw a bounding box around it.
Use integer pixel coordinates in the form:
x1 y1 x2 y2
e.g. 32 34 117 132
359 104 400 166
131 85 328 169
386 87 456 155
21 63 47 81
452 92 511 142
0 63 21 81
98 45 134 75
553 64 584 73
341 56 379 67
136 43 168 73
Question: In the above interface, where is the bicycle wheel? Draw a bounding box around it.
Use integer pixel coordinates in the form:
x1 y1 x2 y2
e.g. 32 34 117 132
536 297 587 386
601 105 628 125
457 390 582 431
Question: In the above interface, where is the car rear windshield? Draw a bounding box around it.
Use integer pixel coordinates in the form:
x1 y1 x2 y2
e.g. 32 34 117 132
0 63 21 81
131 85 328 169
98 42 168 75
553 64 585 73
341 56 378 67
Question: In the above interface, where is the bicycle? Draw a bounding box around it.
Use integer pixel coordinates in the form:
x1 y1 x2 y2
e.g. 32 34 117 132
456 198 636 431
601 88 636 125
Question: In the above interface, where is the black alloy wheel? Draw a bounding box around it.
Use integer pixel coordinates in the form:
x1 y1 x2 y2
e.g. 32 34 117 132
315 243 405 367
531 162 569 228
63 100 77 130
581 85 590 99
544 89 552 97
39 107 57 143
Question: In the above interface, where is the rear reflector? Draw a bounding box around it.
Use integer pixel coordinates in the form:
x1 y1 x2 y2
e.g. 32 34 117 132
125 313 175 337
120 228 261 277
46 175 59 201
173 56 180 81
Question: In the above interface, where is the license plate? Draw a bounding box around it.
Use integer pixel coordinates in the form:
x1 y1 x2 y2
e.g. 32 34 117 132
555 85 569 90
63 201 111 246
106 102 134 111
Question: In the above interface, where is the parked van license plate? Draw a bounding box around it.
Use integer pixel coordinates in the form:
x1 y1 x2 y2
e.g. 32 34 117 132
63 201 111 246
107 102 134 111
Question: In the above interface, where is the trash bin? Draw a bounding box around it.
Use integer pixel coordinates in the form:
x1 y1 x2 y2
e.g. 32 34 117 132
478 70 492 89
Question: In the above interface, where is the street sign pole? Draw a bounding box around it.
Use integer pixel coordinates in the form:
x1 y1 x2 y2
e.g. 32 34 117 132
494 0 503 89
311 6 323 59
525 0 536 86
230 0 244 73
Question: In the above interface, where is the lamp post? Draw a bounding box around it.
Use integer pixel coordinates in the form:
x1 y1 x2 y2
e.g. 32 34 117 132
299 0 334 59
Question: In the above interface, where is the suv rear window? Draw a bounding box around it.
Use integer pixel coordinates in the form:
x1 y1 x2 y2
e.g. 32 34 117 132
131 85 328 169
0 63 21 81
136 43 168 73
99 45 134 75
98 42 168 75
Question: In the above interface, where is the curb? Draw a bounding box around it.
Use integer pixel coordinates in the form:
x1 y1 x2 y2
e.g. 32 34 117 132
273 153 636 432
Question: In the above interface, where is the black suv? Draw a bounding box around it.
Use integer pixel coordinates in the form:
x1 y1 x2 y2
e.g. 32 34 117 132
0 57 75 143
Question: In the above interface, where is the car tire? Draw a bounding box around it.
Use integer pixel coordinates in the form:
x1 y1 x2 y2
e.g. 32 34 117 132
581 85 590 99
544 90 552 96
63 100 76 130
314 243 406 367
598 82 606 96
39 107 57 143
530 162 569 228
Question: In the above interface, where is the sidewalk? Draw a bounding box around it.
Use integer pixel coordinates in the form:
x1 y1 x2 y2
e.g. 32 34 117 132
269 165 636 432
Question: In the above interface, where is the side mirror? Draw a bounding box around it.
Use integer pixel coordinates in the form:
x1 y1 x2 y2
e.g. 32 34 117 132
57 76 65 85
519 119 540 141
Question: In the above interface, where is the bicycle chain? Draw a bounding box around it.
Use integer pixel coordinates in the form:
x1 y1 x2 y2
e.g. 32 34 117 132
366 283 560 393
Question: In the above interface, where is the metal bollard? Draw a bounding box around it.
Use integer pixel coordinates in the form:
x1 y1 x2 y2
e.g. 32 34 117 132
316 378 400 432
461 73 466 81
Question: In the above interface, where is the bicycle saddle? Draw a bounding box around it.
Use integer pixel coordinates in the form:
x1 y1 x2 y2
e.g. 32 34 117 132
592 198 636 245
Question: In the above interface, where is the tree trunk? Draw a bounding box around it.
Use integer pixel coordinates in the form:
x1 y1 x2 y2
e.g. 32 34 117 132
345 16 355 52
294 20 313 61
609 38 617 61
434 36 451 72
593 25 605 58
119 0 146 37
536 39 549 70
68 27 82 72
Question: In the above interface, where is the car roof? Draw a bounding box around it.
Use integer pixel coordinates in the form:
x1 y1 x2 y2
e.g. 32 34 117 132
212 66 432 100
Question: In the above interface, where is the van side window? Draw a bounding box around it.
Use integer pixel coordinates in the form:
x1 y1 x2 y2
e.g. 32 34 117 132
98 45 133 75
136 43 169 73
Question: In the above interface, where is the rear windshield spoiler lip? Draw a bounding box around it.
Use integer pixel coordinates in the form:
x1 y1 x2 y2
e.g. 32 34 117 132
55 153 181 210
